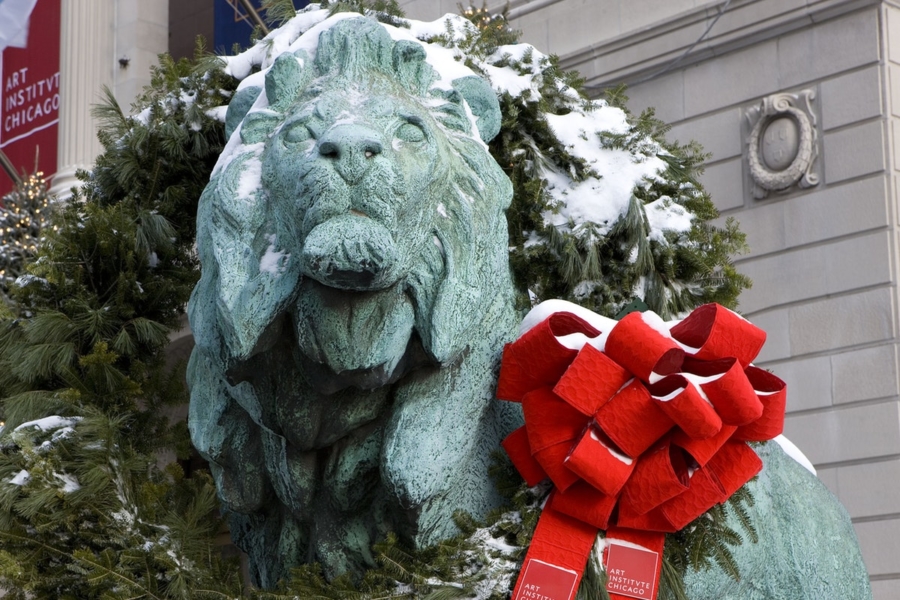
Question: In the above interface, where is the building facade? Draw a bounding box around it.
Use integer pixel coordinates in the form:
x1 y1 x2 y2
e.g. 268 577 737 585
399 0 900 596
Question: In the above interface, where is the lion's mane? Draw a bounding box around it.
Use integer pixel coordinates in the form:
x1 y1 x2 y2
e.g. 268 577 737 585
187 16 520 586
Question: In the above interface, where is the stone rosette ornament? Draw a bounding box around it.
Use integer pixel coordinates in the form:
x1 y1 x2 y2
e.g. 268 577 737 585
746 90 819 199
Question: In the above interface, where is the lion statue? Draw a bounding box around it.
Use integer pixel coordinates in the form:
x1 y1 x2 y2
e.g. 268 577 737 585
187 16 521 587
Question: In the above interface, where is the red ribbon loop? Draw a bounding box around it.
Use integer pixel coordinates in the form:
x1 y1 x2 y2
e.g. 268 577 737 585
502 303 786 600
497 312 598 401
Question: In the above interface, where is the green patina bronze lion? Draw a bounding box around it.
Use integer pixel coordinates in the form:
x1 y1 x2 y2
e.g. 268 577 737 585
187 16 521 586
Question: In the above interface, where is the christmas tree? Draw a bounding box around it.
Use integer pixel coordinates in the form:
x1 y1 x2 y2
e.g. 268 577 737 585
0 2 752 598
0 169 55 314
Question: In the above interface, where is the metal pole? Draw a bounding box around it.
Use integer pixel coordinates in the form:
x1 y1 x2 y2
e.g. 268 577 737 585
0 149 22 188
237 0 270 36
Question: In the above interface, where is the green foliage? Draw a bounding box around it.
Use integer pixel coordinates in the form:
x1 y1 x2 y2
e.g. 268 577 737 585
323 0 406 26
0 42 239 598
0 172 54 312
491 66 749 318
0 411 242 599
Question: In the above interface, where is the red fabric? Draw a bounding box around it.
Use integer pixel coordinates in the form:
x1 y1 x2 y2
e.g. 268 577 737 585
707 441 763 499
684 357 763 426
534 441 582 492
501 303 786 600
620 443 690 516
523 387 585 452
554 344 631 416
734 366 787 441
605 312 685 381
615 504 677 533
596 380 674 458
669 303 766 367
511 504 599 600
496 312 599 401
648 375 723 440
502 426 547 487
604 527 667 600
549 481 618 529
565 428 635 496
672 424 737 467
660 467 726 529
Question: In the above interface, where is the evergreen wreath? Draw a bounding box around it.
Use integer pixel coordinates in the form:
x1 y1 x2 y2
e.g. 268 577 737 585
0 2 752 598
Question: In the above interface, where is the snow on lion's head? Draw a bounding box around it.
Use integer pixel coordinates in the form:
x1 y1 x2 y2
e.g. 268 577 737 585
188 14 520 586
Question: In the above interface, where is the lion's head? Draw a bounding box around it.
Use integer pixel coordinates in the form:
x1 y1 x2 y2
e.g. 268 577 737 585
188 15 520 586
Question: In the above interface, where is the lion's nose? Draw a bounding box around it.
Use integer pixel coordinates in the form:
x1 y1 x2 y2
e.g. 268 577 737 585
318 125 383 184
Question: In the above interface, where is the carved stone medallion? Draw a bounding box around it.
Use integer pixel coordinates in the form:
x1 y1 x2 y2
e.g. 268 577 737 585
745 90 819 199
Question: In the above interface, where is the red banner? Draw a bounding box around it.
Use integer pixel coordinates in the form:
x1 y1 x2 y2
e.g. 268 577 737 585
1 0 60 196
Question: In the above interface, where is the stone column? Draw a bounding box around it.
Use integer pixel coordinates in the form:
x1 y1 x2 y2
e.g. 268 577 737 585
50 0 115 197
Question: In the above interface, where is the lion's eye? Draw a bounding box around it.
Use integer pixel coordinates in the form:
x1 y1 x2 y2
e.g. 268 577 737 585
283 122 312 144
396 122 426 143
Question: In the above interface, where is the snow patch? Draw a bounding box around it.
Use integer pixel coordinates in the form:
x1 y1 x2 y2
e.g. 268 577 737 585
9 470 30 486
774 435 816 476
15 416 82 433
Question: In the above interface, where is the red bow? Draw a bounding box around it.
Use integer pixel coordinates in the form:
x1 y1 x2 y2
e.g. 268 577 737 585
498 303 786 600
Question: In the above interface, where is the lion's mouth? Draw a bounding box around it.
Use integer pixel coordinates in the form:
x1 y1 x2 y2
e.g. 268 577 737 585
299 214 402 290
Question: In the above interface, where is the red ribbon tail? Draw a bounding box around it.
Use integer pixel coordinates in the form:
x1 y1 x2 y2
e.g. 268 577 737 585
511 501 598 600
604 527 666 600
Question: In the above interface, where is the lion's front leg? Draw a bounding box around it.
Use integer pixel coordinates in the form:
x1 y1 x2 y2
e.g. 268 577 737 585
380 322 522 548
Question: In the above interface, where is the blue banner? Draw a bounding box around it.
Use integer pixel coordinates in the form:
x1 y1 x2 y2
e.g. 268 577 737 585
214 0 310 54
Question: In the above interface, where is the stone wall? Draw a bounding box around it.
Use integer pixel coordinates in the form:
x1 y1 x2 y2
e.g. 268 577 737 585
400 0 900 596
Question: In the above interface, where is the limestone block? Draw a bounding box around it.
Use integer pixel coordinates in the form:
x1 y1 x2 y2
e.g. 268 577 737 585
682 441 872 599
700 158 744 211
821 66 882 131
830 459 900 519
723 201 785 259
769 355 832 412
890 64 900 118
778 8 880 90
396 0 443 21
872 578 900 600
783 400 900 465
547 3 620 59
824 120 885 184
853 518 900 576
887 6 900 65
624 69 684 125
789 288 894 356
833 344 900 405
618 0 695 34
715 0 806 35
746 308 790 362
783 176 888 247
732 176 887 260
684 40 779 118
668 108 742 163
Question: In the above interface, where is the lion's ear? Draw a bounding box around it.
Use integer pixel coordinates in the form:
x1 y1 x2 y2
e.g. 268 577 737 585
240 111 282 145
265 51 311 112
226 86 262 139
392 40 433 95
452 76 501 143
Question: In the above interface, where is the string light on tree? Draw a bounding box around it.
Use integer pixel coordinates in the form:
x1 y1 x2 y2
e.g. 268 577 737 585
0 171 54 295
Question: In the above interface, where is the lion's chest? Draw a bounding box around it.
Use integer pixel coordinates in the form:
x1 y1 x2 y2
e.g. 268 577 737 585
291 279 419 392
